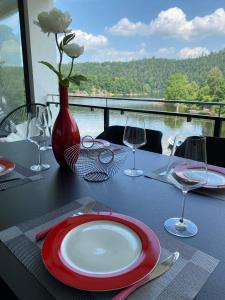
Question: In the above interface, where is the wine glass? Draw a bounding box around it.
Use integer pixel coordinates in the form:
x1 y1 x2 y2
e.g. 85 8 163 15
123 115 146 177
40 106 53 151
26 107 51 171
164 136 207 237
159 135 184 176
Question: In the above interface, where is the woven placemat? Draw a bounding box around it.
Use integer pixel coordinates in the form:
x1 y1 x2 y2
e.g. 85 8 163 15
0 162 43 191
0 197 219 300
145 165 225 201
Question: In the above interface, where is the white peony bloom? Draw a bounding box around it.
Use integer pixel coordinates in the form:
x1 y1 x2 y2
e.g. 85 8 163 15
34 8 71 34
63 43 84 58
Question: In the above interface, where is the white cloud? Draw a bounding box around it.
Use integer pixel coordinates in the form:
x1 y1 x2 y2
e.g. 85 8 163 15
179 47 210 59
107 18 148 36
89 44 148 62
73 30 108 48
158 47 176 56
59 29 108 49
107 7 225 40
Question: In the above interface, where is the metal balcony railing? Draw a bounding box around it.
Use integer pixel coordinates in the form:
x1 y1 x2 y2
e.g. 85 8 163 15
47 95 225 137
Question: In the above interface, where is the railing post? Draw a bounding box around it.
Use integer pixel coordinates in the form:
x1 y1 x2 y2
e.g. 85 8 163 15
104 108 109 131
214 118 222 137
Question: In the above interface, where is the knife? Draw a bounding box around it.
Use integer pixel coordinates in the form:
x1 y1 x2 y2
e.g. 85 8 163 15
112 252 179 300
35 201 95 241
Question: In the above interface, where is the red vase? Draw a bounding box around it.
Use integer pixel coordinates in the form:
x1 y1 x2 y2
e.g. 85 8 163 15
52 84 80 167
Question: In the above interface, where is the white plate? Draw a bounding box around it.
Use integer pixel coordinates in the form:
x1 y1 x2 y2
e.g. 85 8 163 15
0 164 6 173
60 220 142 275
183 169 225 188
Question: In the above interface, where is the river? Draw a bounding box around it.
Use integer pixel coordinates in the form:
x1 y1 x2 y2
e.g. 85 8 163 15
49 97 216 154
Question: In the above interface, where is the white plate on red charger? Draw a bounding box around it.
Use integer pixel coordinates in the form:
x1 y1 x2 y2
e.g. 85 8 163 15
0 159 15 177
174 163 225 189
42 212 160 291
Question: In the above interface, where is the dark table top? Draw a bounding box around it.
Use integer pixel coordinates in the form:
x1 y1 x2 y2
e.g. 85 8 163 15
0 140 225 299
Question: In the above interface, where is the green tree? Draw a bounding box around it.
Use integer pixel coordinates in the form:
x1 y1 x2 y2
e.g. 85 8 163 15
197 83 213 102
187 81 199 100
206 67 225 101
206 67 224 97
165 73 190 100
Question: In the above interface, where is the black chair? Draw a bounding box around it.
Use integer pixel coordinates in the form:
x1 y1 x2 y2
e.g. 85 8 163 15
0 103 46 141
96 125 163 154
175 136 225 168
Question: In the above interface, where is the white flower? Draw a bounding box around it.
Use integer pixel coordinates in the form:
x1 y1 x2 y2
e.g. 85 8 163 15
63 43 84 58
34 8 71 34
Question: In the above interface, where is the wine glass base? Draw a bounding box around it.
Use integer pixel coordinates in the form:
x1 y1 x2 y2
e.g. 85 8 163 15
164 217 198 238
123 169 143 177
40 146 52 151
30 164 50 172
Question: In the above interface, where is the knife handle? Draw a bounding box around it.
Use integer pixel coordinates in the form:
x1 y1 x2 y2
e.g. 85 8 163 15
35 207 94 241
112 275 150 300
35 224 58 241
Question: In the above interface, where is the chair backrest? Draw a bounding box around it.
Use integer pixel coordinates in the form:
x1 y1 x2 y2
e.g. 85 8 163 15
175 135 225 168
0 103 45 142
96 125 163 154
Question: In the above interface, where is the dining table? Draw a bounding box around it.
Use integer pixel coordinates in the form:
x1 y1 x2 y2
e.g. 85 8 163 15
0 140 225 299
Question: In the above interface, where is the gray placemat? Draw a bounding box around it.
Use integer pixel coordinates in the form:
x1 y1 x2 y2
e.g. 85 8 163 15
0 162 43 191
0 197 219 300
145 165 225 201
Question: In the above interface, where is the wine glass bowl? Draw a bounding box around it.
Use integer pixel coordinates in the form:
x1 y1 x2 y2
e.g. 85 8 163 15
123 115 146 177
164 136 207 237
40 106 53 151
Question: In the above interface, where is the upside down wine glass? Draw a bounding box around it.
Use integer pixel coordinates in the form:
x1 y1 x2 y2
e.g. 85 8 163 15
164 136 207 237
123 115 146 177
27 107 50 171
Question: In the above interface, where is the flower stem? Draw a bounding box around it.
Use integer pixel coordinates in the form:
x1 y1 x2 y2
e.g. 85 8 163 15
55 33 63 75
68 57 74 78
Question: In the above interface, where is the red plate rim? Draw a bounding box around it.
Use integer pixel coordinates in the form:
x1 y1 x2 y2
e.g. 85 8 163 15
174 163 225 189
42 212 160 291
0 159 15 176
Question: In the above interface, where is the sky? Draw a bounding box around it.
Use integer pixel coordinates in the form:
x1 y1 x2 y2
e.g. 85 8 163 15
53 0 225 62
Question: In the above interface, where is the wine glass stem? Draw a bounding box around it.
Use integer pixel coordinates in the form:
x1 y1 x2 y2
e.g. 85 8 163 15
180 190 188 223
132 149 136 170
38 145 42 166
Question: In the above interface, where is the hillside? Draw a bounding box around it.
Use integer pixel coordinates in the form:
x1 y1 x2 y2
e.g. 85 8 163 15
64 49 225 97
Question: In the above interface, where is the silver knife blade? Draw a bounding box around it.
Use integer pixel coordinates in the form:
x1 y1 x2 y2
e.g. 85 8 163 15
112 252 180 300
149 251 180 280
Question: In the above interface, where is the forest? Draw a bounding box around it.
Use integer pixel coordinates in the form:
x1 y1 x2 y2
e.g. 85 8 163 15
64 49 225 104
1 47 225 114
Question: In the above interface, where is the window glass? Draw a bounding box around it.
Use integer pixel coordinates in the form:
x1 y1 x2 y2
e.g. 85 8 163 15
0 0 26 119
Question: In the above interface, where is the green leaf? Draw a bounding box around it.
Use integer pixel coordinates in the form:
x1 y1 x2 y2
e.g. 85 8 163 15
62 33 75 46
70 74 87 81
39 61 62 81
68 74 87 86
68 77 81 86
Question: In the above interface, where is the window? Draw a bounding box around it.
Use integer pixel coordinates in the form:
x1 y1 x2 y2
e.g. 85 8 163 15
0 0 26 117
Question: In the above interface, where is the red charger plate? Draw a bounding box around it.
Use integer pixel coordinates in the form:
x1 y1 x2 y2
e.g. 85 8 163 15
42 212 160 291
174 163 225 189
0 159 15 176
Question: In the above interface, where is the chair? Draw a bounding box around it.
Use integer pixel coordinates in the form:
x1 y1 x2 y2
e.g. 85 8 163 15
96 125 163 154
0 103 46 142
175 136 225 168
